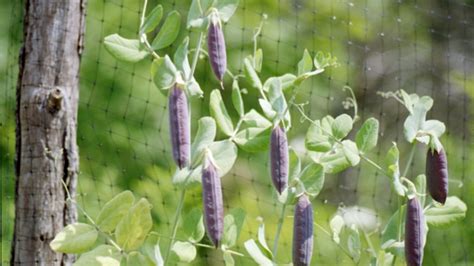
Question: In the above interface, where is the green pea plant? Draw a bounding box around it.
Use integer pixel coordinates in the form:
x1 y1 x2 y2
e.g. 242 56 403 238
49 0 468 265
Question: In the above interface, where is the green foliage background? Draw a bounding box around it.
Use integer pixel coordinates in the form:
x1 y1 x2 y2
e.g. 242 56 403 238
1 0 473 265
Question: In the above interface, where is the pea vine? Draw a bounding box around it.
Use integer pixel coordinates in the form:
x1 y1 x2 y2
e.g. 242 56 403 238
49 0 467 265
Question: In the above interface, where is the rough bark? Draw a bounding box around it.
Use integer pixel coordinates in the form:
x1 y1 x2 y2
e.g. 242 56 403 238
12 0 86 265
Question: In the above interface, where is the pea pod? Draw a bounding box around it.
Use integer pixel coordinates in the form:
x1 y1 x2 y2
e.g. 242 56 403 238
201 157 224 247
169 84 190 169
293 194 313 266
207 16 227 82
426 148 448 204
405 196 425 266
270 124 289 194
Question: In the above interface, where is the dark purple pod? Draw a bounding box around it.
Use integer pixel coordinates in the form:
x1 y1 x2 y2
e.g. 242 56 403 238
405 197 425 266
169 84 190 169
426 148 448 204
201 158 224 247
293 194 313 266
270 124 289 194
207 18 227 81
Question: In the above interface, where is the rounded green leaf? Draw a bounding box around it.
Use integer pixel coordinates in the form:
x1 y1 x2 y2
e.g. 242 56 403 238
231 81 244 116
127 251 154 266
342 140 360 167
187 0 213 29
215 0 240 22
244 239 273 265
183 208 205 243
234 127 271 152
115 198 153 251
151 11 181 50
222 208 246 248
297 49 313 76
210 89 234 136
74 245 121 266
104 34 148 62
242 109 272 128
96 190 135 233
50 223 98 254
332 114 353 140
171 241 197 263
244 57 262 90
209 140 238 177
191 117 216 164
299 163 325 197
425 196 467 227
140 5 163 34
151 55 177 91
355 118 379 153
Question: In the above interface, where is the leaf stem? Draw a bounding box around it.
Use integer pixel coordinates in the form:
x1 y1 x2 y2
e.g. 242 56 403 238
164 189 187 264
271 202 287 261
139 0 161 60
402 142 417 178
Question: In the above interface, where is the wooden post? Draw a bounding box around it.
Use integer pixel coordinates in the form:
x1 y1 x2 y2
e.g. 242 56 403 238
12 0 86 265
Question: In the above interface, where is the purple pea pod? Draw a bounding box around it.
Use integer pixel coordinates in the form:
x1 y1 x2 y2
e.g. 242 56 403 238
207 16 227 82
426 148 448 204
270 124 289 194
201 156 224 247
293 194 314 266
405 197 425 266
169 84 190 169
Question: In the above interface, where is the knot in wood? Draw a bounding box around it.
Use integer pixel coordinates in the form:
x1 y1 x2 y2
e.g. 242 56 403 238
47 88 64 114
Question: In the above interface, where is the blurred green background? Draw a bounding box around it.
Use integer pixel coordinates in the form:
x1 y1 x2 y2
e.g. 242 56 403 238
1 0 473 265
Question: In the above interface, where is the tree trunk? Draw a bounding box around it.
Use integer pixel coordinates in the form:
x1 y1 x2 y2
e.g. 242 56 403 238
12 0 86 265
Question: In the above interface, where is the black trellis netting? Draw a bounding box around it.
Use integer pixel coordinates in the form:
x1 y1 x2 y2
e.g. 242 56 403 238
1 0 473 265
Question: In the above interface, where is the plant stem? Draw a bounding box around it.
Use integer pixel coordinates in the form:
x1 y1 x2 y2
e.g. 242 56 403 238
402 142 417 178
363 231 377 258
189 32 204 81
272 202 287 261
164 189 187 264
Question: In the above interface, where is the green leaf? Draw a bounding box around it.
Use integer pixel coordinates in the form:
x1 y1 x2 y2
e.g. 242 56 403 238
381 205 405 246
151 11 181 50
127 251 153 266
104 34 148 62
183 208 205 242
347 225 361 263
173 37 191 78
172 165 202 188
258 99 277 120
171 241 197 262
254 48 263 72
115 198 153 251
256 222 273 259
244 239 273 266
242 109 272 128
96 190 135 233
222 208 246 248
278 73 297 92
231 80 244 116
74 245 121 266
342 140 360 167
266 78 290 127
215 0 240 22
209 140 238 177
385 143 405 197
223 251 235 266
297 49 313 76
151 55 177 91
356 118 379 153
305 120 332 152
140 5 163 33
244 57 262 90
50 223 98 254
318 145 351 174
234 127 271 152
187 0 213 29
191 117 216 164
403 95 433 143
329 214 345 244
425 196 467 227
210 89 234 136
288 148 301 180
332 114 353 140
299 163 325 197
